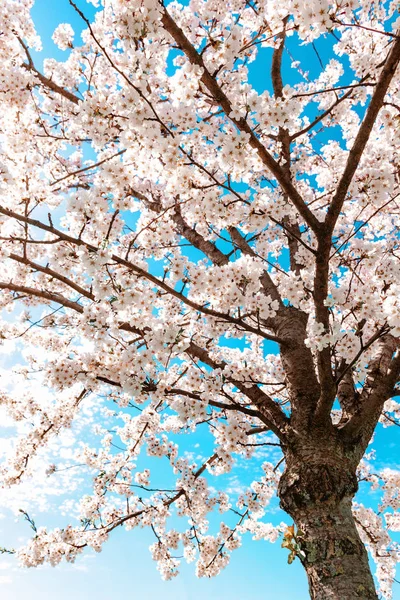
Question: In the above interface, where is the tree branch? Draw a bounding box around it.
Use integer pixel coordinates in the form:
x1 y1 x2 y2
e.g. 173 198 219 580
0 206 285 344
160 7 322 233
0 281 84 313
325 36 400 232
228 226 282 305
341 335 400 445
9 253 95 301
18 36 80 105
186 341 289 441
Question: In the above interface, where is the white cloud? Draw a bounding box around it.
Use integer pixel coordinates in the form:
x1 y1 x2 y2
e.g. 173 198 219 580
0 575 12 584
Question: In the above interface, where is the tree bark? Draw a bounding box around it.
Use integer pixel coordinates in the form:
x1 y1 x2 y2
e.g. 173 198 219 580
278 448 378 599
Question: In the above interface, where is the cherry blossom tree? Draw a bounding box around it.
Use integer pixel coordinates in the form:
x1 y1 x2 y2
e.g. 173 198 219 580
1 0 400 598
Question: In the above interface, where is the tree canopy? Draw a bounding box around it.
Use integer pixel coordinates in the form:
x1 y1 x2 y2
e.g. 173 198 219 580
1 1 400 598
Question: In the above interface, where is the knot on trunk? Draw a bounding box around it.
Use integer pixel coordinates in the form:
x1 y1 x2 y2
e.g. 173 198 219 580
278 456 358 515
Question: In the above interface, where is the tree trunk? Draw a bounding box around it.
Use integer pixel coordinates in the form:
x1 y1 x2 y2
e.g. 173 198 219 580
278 448 378 600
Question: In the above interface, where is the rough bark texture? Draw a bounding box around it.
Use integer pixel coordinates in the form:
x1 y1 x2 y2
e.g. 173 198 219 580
292 497 376 599
279 446 377 599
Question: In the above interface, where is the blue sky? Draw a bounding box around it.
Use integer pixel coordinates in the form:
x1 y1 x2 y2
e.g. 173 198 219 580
0 1 399 599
